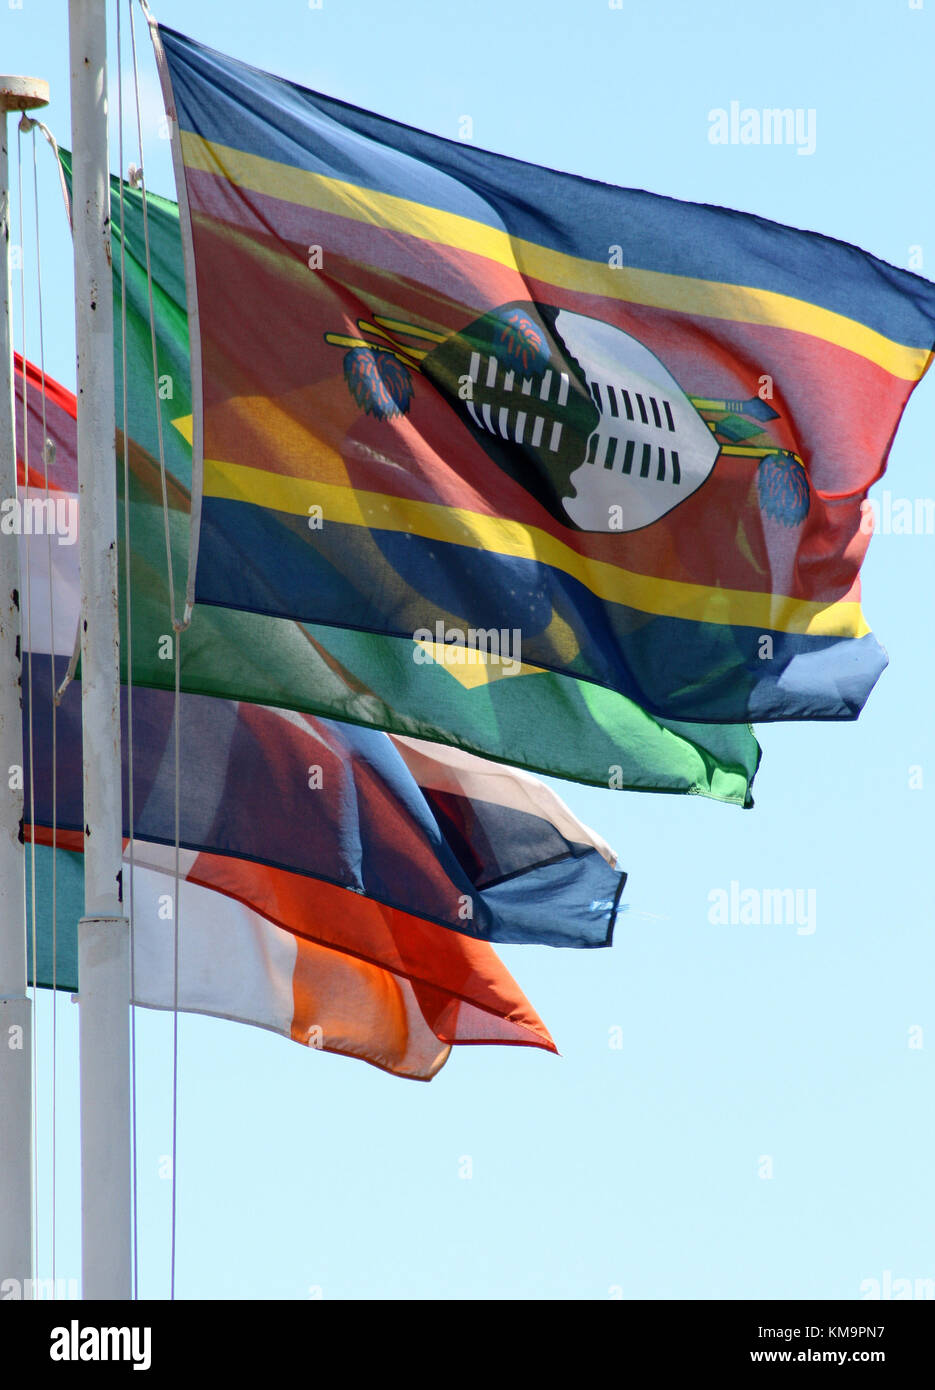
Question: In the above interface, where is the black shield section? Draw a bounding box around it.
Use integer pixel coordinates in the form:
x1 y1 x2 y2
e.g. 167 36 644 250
420 301 600 530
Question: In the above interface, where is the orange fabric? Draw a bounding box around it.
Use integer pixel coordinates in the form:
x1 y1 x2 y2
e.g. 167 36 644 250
187 850 555 1052
28 825 450 1080
28 826 555 1074
290 934 451 1079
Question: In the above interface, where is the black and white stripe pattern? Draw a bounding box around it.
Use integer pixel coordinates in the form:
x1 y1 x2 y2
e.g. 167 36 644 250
465 351 569 453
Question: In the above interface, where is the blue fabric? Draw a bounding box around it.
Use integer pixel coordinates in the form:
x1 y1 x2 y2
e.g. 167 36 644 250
197 498 887 723
23 655 621 948
160 25 935 346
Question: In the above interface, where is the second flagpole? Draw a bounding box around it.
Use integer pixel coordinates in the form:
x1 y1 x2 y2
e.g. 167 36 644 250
69 0 133 1300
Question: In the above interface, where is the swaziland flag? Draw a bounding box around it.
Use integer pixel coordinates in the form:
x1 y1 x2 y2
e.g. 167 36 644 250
155 25 935 724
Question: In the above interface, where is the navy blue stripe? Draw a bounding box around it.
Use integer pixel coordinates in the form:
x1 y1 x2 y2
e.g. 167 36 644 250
160 26 935 350
483 853 621 948
22 653 616 947
196 497 887 722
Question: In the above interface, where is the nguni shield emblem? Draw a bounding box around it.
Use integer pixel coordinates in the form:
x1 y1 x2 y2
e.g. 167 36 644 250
326 300 795 535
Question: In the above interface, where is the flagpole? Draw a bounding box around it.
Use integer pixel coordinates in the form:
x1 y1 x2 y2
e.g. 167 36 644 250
0 73 49 1304
69 1 132 1300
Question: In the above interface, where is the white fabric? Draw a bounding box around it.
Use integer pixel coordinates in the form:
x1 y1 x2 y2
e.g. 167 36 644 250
128 862 295 1035
390 734 617 866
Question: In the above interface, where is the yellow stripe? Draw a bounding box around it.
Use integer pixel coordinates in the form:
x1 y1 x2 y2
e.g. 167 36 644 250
356 320 428 358
374 316 446 343
719 445 805 464
203 457 870 638
414 640 542 688
323 333 422 369
181 132 932 382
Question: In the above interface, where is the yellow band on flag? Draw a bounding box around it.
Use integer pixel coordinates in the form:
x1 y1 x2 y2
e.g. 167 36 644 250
203 456 871 638
180 132 932 382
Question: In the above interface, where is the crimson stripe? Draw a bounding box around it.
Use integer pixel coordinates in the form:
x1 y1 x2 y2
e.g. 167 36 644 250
187 208 876 603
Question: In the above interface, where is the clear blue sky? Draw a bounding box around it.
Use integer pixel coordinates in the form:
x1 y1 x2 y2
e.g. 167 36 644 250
7 0 934 1299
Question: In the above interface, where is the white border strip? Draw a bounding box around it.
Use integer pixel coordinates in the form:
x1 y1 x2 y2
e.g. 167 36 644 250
390 734 618 867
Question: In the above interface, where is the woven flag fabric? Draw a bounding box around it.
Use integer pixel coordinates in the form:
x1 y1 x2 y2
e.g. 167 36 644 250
13 352 78 492
67 152 761 807
26 839 557 1078
11 354 577 1076
25 657 624 949
25 843 477 1080
155 25 935 724
15 356 624 948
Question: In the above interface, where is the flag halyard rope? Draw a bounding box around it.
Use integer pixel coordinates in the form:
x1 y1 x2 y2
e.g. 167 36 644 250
129 0 185 1301
117 0 141 1304
140 0 203 627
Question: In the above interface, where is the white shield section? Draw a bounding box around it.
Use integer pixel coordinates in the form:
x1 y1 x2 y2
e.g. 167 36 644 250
554 310 719 532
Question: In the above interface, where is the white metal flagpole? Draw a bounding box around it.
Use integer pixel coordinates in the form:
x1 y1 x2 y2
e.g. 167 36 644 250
68 0 133 1299
0 73 48 1304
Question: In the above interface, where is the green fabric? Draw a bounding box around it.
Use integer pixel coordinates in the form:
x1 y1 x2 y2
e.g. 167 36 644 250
60 151 760 806
26 846 83 993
